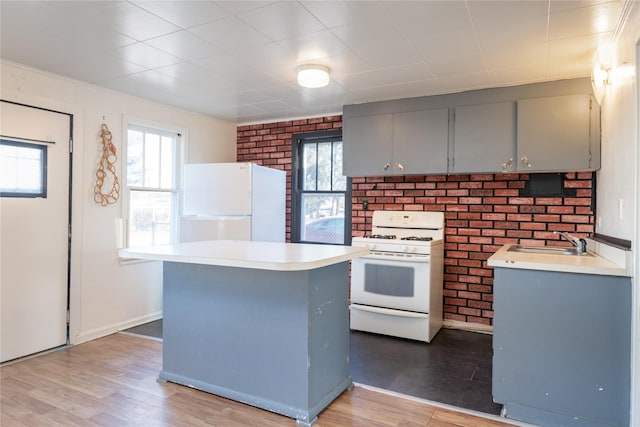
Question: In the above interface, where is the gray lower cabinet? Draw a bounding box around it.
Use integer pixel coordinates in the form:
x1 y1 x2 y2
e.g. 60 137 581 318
492 267 631 427
452 102 516 173
343 108 448 176
517 94 599 171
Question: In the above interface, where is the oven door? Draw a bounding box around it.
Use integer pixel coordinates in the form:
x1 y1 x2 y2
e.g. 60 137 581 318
350 254 430 313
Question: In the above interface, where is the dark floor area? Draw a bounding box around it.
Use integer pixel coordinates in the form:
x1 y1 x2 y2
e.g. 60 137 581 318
123 320 501 415
350 328 501 415
123 319 163 339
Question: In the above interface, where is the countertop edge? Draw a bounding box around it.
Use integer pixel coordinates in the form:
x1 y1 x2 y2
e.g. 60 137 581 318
119 241 370 271
487 244 631 277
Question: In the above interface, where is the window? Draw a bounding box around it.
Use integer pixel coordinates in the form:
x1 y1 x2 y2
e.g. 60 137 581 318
125 123 181 248
292 130 351 245
0 139 47 198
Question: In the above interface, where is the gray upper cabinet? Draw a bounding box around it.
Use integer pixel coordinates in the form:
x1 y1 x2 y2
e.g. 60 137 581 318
342 113 393 177
394 109 449 175
517 94 598 172
452 102 516 173
343 78 600 177
343 108 448 176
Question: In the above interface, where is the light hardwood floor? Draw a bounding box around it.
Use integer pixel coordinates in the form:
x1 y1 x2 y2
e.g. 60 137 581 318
1 333 520 426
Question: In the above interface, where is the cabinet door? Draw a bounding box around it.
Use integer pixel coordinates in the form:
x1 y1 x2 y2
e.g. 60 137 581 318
453 102 515 173
393 108 449 174
517 94 592 171
343 113 393 176
493 268 631 426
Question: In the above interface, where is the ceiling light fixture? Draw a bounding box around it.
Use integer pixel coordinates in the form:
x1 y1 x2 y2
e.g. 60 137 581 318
297 64 330 88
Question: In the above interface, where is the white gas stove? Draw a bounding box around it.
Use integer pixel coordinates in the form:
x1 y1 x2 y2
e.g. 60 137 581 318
350 210 445 342
351 211 444 257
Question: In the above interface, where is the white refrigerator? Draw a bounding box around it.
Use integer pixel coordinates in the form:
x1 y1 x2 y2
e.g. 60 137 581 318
180 162 286 243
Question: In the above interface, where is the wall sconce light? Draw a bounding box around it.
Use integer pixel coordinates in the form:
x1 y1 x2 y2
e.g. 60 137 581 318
610 62 636 82
591 60 609 105
297 64 330 88
591 48 637 105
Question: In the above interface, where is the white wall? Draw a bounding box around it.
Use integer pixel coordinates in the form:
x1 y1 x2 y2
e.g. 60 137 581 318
598 2 640 424
1 60 237 344
598 10 638 241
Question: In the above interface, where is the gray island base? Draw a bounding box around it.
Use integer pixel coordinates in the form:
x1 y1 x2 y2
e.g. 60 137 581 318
160 260 352 426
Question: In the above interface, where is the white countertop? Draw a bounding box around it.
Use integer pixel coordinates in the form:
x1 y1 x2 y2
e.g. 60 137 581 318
119 240 370 271
488 242 631 277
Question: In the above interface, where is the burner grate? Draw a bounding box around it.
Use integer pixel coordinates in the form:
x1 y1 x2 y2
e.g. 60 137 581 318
400 236 433 241
366 234 397 240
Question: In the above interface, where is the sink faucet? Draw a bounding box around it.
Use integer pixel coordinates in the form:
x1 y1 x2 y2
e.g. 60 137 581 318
554 231 587 255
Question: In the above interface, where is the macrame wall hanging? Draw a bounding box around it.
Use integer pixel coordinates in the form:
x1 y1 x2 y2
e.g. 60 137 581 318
94 123 120 206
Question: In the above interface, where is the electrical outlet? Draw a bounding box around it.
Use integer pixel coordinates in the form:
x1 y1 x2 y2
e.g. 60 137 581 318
619 199 624 220
363 200 369 211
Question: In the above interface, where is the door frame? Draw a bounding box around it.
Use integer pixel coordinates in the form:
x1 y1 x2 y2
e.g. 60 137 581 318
1 98 74 347
631 39 640 427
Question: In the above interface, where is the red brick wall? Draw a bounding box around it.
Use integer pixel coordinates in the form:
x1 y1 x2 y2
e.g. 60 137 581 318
237 115 595 327
351 173 595 326
237 116 343 241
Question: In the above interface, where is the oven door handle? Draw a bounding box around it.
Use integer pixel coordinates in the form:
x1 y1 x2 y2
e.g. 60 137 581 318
350 304 428 318
358 254 430 263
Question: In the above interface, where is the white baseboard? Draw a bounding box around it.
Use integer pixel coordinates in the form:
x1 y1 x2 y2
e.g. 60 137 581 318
73 311 163 345
117 311 163 332
443 319 493 335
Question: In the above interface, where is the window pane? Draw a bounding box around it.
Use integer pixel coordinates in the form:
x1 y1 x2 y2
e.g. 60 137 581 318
303 143 316 191
127 124 180 248
144 133 160 188
128 130 176 190
0 140 46 197
160 136 174 189
300 193 345 244
128 190 173 247
317 142 332 191
332 141 345 191
127 130 143 186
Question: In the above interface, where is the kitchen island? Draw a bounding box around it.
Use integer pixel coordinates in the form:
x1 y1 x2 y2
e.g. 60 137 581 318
119 240 369 426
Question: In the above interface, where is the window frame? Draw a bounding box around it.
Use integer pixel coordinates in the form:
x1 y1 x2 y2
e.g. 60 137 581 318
122 117 186 248
291 130 351 245
0 139 48 198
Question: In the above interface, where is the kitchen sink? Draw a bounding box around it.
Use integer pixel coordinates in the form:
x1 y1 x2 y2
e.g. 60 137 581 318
507 245 590 256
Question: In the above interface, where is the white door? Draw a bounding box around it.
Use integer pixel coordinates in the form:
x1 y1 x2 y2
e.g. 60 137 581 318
0 101 70 362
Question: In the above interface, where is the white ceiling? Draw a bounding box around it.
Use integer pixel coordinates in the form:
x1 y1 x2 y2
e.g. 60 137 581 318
0 1 629 124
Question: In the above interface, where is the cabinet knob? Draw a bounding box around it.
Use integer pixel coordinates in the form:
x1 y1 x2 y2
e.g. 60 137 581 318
520 156 532 168
395 163 404 171
502 158 513 171
383 162 390 171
